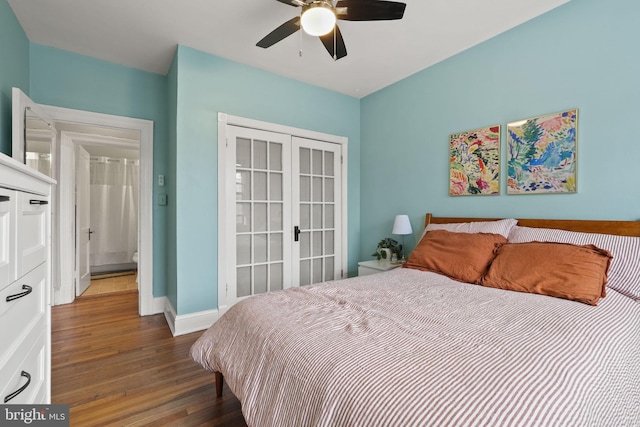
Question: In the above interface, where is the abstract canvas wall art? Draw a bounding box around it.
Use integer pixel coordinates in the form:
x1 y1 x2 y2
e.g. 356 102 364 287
507 109 578 194
449 125 500 196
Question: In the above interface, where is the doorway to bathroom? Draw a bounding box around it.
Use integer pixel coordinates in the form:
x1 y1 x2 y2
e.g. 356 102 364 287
74 139 140 298
45 108 155 316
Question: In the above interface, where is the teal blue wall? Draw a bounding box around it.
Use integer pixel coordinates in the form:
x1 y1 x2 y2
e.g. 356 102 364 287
360 0 640 261
173 45 360 315
166 54 178 309
0 0 29 155
29 44 169 298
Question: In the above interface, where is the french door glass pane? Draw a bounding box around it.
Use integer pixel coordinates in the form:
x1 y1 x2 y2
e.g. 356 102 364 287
236 203 251 232
300 148 310 174
254 140 267 169
237 267 251 297
312 150 322 174
325 178 334 202
300 260 310 286
300 231 310 258
325 231 334 255
270 173 283 201
300 204 310 229
300 176 310 202
237 138 251 168
236 171 251 200
254 265 268 294
313 178 322 202
271 263 283 291
270 203 283 231
324 152 334 176
254 234 268 263
312 231 322 256
269 143 282 171
270 233 283 261
237 235 251 265
325 257 334 281
325 205 334 228
313 258 322 283
254 172 267 200
312 204 322 229
255 203 267 232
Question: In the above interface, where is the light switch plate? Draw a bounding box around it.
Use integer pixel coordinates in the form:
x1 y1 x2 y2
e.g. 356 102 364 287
158 194 168 206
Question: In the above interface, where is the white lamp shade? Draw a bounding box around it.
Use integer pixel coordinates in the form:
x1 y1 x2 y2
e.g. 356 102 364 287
301 6 336 36
392 215 412 235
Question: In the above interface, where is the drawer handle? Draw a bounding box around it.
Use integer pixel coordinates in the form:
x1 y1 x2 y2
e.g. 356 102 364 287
4 371 31 403
0 195 9 203
29 199 48 205
6 285 33 302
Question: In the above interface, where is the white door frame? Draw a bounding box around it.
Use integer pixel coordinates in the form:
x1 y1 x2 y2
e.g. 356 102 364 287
217 113 348 316
42 105 156 316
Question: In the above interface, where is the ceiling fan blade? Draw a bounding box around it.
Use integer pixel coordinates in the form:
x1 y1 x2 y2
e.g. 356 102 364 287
257 17 301 48
335 0 406 21
319 24 347 60
276 0 306 6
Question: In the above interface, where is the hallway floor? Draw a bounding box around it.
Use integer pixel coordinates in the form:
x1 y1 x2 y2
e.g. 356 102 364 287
81 270 138 297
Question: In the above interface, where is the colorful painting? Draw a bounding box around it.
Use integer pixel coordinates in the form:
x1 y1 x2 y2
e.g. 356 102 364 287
449 125 501 196
507 109 577 194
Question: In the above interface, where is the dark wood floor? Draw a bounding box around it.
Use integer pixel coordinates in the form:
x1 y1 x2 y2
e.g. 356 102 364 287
52 292 249 427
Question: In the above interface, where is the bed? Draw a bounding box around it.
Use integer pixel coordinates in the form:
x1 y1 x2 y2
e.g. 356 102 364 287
190 214 640 426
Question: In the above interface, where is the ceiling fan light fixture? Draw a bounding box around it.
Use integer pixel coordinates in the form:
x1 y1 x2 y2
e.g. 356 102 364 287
301 2 336 36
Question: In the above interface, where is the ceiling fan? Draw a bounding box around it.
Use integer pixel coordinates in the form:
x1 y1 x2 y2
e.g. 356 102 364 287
257 0 407 60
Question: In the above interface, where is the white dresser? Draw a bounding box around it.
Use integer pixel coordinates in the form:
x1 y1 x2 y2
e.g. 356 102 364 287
0 152 54 404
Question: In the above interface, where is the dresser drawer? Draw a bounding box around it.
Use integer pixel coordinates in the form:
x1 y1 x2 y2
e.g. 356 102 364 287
17 192 48 277
0 326 46 404
0 263 46 364
0 188 17 290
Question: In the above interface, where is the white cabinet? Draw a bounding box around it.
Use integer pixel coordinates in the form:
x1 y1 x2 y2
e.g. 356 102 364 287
0 152 54 404
357 260 402 276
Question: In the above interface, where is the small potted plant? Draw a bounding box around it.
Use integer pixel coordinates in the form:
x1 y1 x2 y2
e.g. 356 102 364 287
372 238 402 261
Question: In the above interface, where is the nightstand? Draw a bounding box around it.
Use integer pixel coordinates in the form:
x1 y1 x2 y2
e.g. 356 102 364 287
358 260 402 276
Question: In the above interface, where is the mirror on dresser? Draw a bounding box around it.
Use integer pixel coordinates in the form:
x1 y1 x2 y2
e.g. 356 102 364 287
12 87 56 179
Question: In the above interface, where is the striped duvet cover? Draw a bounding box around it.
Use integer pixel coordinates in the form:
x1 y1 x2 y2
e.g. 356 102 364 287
190 268 640 427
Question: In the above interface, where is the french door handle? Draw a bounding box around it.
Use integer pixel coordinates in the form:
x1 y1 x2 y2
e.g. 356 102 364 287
29 199 48 205
294 226 301 242
0 196 10 203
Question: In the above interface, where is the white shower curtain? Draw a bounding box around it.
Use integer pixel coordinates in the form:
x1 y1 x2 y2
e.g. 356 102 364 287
26 152 51 176
89 156 139 267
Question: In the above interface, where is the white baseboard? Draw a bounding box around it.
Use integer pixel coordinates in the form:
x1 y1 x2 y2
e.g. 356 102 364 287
163 299 219 337
52 284 75 306
152 296 166 314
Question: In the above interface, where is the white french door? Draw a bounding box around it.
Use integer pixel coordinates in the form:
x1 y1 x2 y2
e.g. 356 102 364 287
225 126 293 303
75 146 91 296
292 137 342 286
222 124 344 309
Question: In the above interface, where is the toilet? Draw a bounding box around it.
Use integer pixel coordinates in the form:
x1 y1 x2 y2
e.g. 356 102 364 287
133 251 139 282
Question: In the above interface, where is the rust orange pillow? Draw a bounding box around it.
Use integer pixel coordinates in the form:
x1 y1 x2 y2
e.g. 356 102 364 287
404 229 507 283
478 242 613 305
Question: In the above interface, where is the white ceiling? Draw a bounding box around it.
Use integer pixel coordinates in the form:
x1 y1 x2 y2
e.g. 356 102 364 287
8 0 568 98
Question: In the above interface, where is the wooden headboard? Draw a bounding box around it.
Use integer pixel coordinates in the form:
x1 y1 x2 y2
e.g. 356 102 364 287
425 213 640 237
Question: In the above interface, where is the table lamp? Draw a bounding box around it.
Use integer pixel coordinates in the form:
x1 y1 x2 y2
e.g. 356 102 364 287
392 214 412 262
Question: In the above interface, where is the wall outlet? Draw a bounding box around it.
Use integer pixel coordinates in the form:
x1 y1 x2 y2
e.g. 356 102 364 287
158 174 165 187
158 194 168 206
